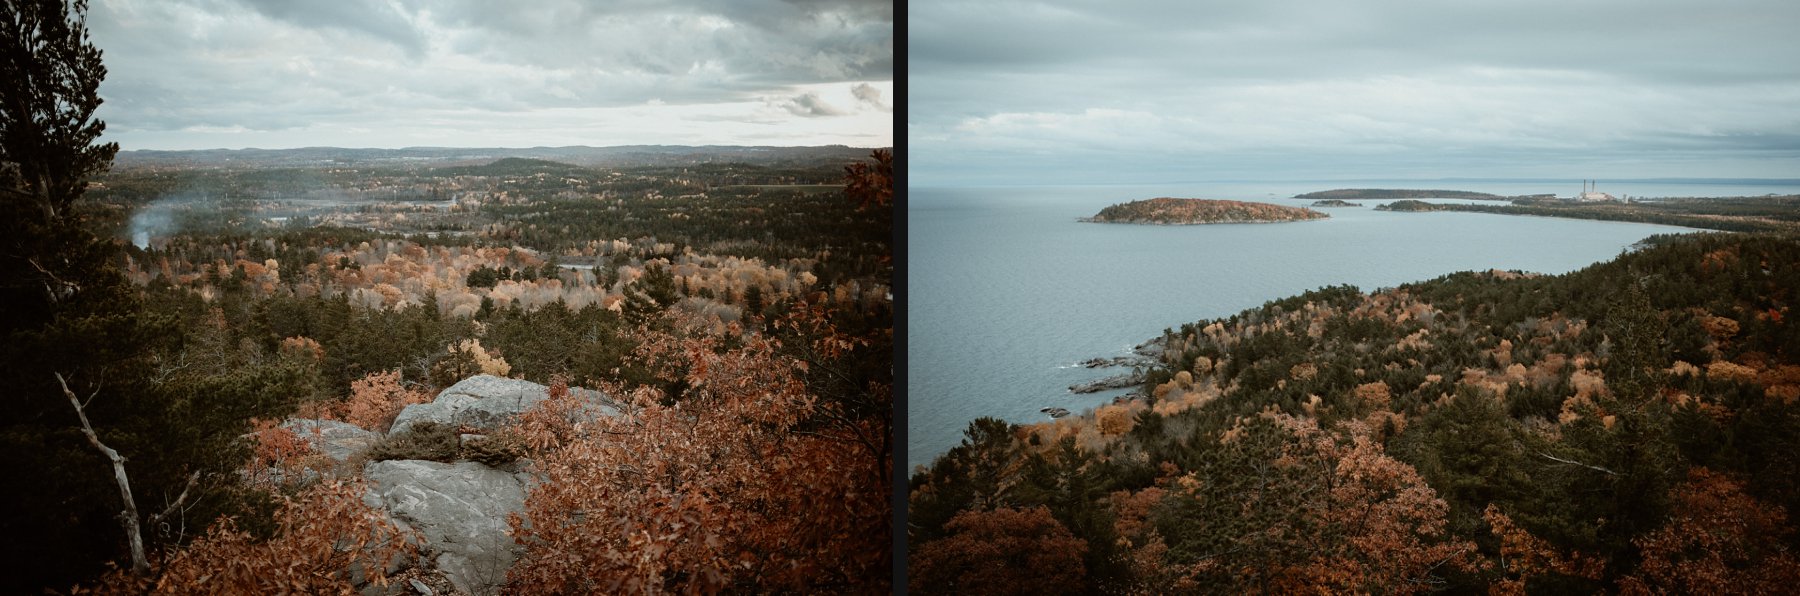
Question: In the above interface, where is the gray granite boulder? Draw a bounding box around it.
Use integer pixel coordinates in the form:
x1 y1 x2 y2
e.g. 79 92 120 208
363 460 533 596
281 418 382 463
358 376 620 593
390 374 618 435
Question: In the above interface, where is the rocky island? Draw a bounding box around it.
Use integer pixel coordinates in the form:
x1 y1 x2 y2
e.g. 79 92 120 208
1309 199 1364 207
1083 198 1327 224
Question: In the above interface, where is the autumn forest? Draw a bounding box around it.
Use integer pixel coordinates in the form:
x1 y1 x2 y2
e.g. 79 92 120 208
15 0 1800 594
910 233 1800 593
2 1 890 592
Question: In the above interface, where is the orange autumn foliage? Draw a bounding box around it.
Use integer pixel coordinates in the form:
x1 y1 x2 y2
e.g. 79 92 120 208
277 336 324 362
1128 415 1475 594
1707 360 1759 384
1353 380 1392 410
909 506 1088 596
843 148 893 210
1620 469 1800 595
339 369 430 433
506 309 888 594
1096 403 1136 436
1484 504 1606 594
244 418 319 490
1110 483 1207 593
1272 416 1477 593
1696 313 1741 341
82 480 414 595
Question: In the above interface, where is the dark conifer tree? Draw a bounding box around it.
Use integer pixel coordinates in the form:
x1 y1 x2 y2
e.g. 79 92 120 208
1 3 291 588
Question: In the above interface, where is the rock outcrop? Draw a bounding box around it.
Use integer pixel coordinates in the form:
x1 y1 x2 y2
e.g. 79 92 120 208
1079 356 1147 369
391 374 618 435
363 460 531 596
1069 370 1145 394
349 375 620 595
1132 338 1166 361
282 418 382 464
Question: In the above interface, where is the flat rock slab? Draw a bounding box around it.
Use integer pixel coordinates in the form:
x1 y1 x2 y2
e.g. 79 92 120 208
390 374 619 435
363 459 532 596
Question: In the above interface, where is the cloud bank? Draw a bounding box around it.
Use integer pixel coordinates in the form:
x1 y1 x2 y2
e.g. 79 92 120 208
90 0 892 149
910 0 1800 184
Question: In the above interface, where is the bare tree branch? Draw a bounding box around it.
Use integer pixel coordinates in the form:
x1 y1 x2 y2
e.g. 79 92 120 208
1537 451 1619 476
147 470 201 529
58 372 150 574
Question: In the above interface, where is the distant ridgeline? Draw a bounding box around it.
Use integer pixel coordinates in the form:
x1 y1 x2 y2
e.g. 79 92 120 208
111 144 881 170
910 231 1800 594
1084 198 1326 224
1295 188 1508 200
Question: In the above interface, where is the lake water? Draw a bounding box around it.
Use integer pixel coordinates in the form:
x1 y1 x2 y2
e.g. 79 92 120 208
907 181 1800 468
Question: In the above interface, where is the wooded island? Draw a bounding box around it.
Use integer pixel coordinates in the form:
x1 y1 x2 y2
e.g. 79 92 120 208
1084 198 1327 225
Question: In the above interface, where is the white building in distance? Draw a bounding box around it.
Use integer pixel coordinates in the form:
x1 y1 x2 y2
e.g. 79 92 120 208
1575 179 1617 202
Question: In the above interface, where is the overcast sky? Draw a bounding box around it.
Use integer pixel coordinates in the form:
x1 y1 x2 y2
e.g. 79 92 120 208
89 0 891 150
911 0 1800 185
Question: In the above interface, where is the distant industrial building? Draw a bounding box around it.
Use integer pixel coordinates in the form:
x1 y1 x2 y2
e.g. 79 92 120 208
1574 179 1617 202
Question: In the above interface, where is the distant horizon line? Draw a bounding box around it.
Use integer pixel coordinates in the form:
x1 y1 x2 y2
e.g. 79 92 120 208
117 143 890 153
916 177 1800 187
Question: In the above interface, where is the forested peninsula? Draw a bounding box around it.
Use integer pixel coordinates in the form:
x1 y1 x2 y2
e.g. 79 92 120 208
1377 195 1800 234
910 232 1800 594
1296 188 1508 200
1084 198 1326 225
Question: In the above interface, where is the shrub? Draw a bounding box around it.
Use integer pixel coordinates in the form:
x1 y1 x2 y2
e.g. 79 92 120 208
87 480 415 594
340 370 430 433
245 418 324 490
1097 404 1136 436
460 432 525 468
365 421 459 463
429 339 512 386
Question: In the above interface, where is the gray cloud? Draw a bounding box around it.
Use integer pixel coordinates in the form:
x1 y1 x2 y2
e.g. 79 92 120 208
237 0 427 57
852 82 887 111
87 0 891 149
780 92 847 117
402 0 890 89
911 0 1800 183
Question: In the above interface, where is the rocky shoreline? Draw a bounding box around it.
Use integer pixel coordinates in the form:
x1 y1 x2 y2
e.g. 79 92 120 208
1069 370 1145 394
1045 338 1164 417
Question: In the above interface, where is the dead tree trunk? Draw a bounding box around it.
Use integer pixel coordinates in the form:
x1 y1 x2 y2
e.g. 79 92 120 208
57 372 150 574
